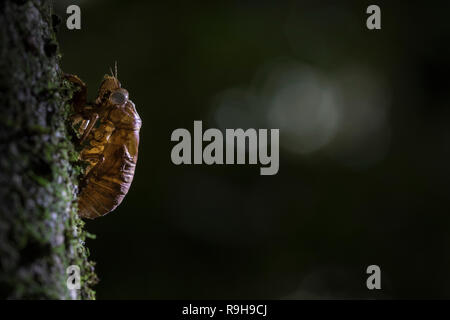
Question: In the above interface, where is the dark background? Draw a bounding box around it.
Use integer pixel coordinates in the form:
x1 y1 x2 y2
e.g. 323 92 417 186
55 0 450 299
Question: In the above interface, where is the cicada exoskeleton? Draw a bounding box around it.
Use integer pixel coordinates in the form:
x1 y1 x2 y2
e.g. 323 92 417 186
66 65 141 219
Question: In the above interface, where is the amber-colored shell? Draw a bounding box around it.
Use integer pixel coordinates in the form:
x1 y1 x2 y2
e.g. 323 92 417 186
78 100 141 219
66 73 142 219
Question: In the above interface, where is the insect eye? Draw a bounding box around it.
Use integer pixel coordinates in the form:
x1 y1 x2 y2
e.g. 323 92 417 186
110 91 126 105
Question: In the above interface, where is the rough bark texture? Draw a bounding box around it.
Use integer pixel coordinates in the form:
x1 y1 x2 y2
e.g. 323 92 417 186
0 0 97 299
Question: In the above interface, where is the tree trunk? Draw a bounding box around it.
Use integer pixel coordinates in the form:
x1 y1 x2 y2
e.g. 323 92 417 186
0 0 97 299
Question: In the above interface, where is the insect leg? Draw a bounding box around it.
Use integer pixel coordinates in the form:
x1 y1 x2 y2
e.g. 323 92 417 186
63 74 88 115
79 112 99 144
83 153 105 181
82 153 105 162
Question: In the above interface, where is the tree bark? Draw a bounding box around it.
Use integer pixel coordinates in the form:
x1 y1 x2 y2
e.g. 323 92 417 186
0 0 97 299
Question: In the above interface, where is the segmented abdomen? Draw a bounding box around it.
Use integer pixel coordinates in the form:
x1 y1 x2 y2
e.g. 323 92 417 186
78 148 136 219
77 100 141 219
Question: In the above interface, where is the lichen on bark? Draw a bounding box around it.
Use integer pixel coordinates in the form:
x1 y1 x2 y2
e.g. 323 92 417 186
0 0 97 299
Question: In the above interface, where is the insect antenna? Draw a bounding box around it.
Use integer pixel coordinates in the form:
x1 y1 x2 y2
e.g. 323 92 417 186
109 62 119 87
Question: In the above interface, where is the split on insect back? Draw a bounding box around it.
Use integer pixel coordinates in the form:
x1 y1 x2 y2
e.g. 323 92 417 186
65 62 142 219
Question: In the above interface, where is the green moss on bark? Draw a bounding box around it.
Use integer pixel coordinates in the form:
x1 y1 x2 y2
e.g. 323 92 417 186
0 0 97 299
